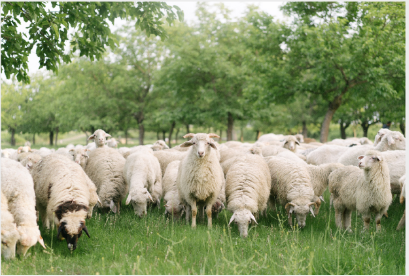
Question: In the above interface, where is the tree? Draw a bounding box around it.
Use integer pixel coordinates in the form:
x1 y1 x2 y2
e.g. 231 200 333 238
1 2 183 83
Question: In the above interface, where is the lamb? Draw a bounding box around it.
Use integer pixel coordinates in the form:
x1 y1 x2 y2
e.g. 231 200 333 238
307 145 349 165
1 191 20 260
151 140 169 151
329 150 392 232
153 150 187 177
396 175 405 230
226 155 271 238
87 129 111 148
162 160 184 219
265 156 318 228
337 131 405 167
176 133 224 228
31 154 99 251
85 147 128 213
124 150 162 217
305 163 344 215
1 158 46 256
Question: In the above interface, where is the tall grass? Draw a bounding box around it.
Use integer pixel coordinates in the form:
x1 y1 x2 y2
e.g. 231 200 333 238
2 190 405 275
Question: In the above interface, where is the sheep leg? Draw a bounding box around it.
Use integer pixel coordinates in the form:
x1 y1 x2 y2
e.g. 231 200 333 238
206 203 212 229
287 213 293 227
116 201 121 215
334 208 344 229
375 213 383 232
87 206 94 219
343 209 352 232
185 205 191 225
397 210 405 230
363 216 370 231
191 201 197 228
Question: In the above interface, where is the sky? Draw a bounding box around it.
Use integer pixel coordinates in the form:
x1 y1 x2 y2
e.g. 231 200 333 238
10 1 289 78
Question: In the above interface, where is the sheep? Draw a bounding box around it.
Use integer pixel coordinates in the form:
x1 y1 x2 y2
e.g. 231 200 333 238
1 158 46 256
66 144 75 150
69 148 90 169
295 134 304 143
1 191 20 260
380 150 405 194
17 152 42 170
87 129 111 148
261 145 288 157
265 156 318 228
282 135 300 153
151 140 169 151
86 142 96 151
305 163 344 215
373 128 391 147
329 150 392 232
124 150 162 217
176 133 224 228
153 150 187 177
122 146 153 159
397 175 405 230
359 137 373 145
107 138 119 148
31 154 98 251
307 145 349 165
162 160 184 219
85 147 127 214
24 141 31 147
226 154 271 238
337 131 405 167
257 133 285 143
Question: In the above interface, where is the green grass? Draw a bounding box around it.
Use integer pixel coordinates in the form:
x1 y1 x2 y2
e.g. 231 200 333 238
2 190 405 275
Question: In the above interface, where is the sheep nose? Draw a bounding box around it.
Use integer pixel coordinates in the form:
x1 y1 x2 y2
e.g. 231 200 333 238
198 151 204 157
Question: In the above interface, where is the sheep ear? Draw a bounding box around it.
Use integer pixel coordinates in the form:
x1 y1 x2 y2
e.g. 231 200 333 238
82 225 90 238
208 133 220 138
357 155 364 160
180 141 194 148
228 213 236 226
373 156 383 162
126 194 132 205
250 213 258 225
183 133 195 138
69 149 75 153
105 133 111 138
97 196 102 207
309 206 315 217
387 135 395 145
295 141 300 145
17 147 23 154
110 200 117 213
285 202 295 216
88 134 96 140
209 142 217 149
319 196 325 203
38 235 46 249
146 191 154 202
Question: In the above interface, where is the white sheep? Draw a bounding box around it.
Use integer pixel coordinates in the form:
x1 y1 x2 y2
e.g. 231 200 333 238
226 154 271 238
281 135 300 153
265 156 318 228
307 145 349 165
380 150 405 194
396 175 405 231
329 150 392 232
162 160 184 219
373 128 391 147
257 133 285 143
176 133 224 228
17 152 42 170
153 149 187 177
31 154 99 251
1 158 46 256
85 147 128 214
69 148 90 169
124 150 162 217
1 191 20 260
295 134 304 143
87 129 111 148
107 138 119 148
151 140 169 151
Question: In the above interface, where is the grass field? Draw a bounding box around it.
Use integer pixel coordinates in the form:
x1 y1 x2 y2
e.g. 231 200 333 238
2 189 405 275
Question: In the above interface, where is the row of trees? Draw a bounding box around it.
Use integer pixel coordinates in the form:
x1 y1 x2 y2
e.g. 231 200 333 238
2 2 405 146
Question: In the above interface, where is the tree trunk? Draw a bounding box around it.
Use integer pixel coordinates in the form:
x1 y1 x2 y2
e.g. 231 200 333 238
55 127 59 146
10 128 15 146
156 131 160 140
361 121 370 137
320 95 343 143
340 119 350 139
227 112 234 141
302 121 308 138
139 124 144 145
168 121 176 148
162 131 166 141
255 130 260 141
81 128 89 145
186 124 190 135
49 130 54 146
400 120 405 136
125 129 128 145
175 128 180 144
32 133 35 145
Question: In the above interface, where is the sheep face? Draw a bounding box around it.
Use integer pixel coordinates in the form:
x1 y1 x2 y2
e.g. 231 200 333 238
57 210 90 251
88 129 111 148
383 132 405 150
374 129 391 146
357 153 383 171
164 200 184 219
126 189 153 217
180 133 220 158
282 137 300 152
69 148 89 169
16 226 45 256
152 140 169 151
228 209 257 238
1 228 20 260
285 202 316 228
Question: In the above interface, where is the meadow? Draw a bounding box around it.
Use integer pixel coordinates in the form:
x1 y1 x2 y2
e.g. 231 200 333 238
2 189 405 275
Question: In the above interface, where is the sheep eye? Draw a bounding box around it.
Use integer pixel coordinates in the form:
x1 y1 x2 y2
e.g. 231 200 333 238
192 142 196 145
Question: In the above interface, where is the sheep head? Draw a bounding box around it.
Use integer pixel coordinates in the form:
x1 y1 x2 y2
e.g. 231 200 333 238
152 140 169 151
164 199 184 220
69 148 89 169
57 209 89 251
285 201 317 228
281 136 300 152
357 150 384 171
373 128 391 146
16 225 46 256
180 133 219 158
126 189 153 217
228 209 257 238
87 129 111 148
1 226 20 260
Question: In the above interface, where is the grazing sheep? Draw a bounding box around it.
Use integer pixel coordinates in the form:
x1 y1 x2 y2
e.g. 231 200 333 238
307 145 348 165
85 147 127 214
329 150 392 232
226 155 271 238
162 160 184 219
151 140 169 151
265 156 318 228
397 175 405 230
1 158 46 256
107 138 119 148
337 131 405 167
153 150 187 177
306 163 344 215
124 150 162 217
221 147 263 177
1 191 20 260
31 154 98 251
88 129 111 148
176 133 224 228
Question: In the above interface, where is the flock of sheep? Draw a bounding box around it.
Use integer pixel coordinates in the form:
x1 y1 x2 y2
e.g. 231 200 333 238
1 127 406 260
